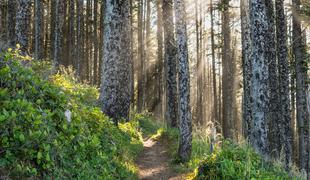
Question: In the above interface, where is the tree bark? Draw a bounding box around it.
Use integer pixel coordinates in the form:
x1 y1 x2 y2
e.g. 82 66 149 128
292 0 309 173
35 0 44 60
275 0 292 166
50 0 56 60
210 0 218 132
163 0 178 127
249 0 269 156
221 0 234 139
195 0 203 125
100 0 132 124
264 0 281 159
76 0 84 78
53 0 64 68
241 0 252 139
16 0 31 53
7 0 16 47
174 0 192 162
156 0 164 118
0 1 7 42
93 0 99 85
99 0 105 86
68 0 75 67
137 0 145 112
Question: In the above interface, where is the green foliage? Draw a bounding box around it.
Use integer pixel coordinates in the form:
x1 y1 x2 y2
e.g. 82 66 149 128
0 50 144 179
135 114 163 138
162 126 302 180
194 141 303 180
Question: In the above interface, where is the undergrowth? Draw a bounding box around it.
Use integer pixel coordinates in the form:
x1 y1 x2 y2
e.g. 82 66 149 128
0 48 149 179
0 48 303 180
162 126 304 180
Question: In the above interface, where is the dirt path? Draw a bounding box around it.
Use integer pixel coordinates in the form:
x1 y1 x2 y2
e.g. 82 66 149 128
135 138 184 180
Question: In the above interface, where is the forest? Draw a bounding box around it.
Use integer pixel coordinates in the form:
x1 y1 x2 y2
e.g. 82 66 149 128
0 0 309 179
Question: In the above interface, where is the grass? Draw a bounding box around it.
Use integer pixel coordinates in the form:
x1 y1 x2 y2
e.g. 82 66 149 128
161 125 304 180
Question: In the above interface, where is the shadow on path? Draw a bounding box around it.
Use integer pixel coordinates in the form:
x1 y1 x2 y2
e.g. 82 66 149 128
135 138 184 180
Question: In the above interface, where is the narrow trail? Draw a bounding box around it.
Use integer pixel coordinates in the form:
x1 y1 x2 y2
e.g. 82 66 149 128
136 138 184 180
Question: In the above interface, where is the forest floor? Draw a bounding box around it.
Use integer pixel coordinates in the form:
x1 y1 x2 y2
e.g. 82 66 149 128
136 137 184 180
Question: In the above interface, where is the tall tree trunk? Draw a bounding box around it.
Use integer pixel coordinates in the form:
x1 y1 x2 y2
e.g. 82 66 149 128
195 0 202 125
76 0 84 78
16 0 31 53
264 0 281 159
249 0 269 156
163 0 178 127
35 0 44 59
84 0 91 81
199 4 205 125
0 1 7 42
53 0 64 68
99 0 105 86
44 0 50 57
221 0 234 139
275 0 292 166
137 0 144 112
93 0 99 85
156 0 164 118
50 0 56 60
240 0 252 139
145 0 151 110
62 1 68 66
7 0 16 47
68 0 75 67
292 0 309 173
174 0 192 162
210 0 218 131
130 0 135 111
100 0 132 124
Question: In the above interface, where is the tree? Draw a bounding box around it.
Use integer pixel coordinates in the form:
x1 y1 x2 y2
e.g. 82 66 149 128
163 0 178 127
174 0 192 162
53 0 64 68
99 0 105 87
7 0 16 47
93 0 99 85
275 0 292 166
35 0 44 60
248 0 269 156
68 0 76 67
100 0 132 124
195 0 203 125
137 0 145 112
264 0 281 159
16 0 31 53
50 0 56 60
155 0 164 118
240 0 252 139
0 1 6 42
210 0 218 132
292 0 309 172
76 0 84 77
221 0 234 139
145 0 151 110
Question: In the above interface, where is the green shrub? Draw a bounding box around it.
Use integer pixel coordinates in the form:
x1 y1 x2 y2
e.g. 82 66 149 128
161 125 302 180
0 50 143 179
135 114 163 138
195 141 302 180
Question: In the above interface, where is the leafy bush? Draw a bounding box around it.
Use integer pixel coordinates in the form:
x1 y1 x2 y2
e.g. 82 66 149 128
194 141 303 180
162 125 302 180
0 49 144 179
